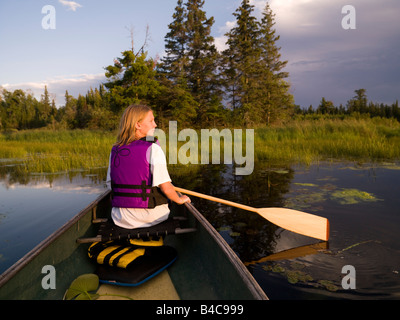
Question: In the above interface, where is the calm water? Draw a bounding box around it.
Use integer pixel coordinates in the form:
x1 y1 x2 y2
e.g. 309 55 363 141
1 161 399 299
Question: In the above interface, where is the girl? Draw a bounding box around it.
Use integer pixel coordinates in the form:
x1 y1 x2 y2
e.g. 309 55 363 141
106 104 190 229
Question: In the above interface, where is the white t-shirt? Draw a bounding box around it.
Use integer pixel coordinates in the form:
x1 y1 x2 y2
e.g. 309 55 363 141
106 143 172 229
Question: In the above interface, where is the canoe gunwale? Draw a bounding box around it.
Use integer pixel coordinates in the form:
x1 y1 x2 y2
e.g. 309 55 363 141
182 201 268 300
0 190 111 288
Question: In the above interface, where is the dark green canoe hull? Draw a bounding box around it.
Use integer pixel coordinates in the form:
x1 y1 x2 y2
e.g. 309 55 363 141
0 191 267 300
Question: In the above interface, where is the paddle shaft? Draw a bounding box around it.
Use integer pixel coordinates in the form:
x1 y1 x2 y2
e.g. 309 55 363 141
175 187 256 213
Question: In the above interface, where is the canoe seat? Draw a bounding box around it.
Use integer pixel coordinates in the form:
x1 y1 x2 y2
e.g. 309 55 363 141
77 217 196 244
90 243 178 287
83 217 197 287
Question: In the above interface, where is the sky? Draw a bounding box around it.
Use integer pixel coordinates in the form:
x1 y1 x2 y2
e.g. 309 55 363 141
0 0 399 109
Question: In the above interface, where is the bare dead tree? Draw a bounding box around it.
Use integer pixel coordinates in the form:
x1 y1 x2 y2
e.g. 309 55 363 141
125 24 151 57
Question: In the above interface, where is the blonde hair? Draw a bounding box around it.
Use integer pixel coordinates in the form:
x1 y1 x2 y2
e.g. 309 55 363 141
115 104 152 146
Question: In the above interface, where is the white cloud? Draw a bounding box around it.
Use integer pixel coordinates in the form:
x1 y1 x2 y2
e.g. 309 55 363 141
268 0 400 43
2 73 106 107
59 0 83 12
249 0 267 14
212 0 400 107
214 20 236 52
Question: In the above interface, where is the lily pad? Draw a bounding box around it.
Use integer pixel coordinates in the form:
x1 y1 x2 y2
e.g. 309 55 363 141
290 262 306 270
229 232 241 237
286 270 313 284
330 188 381 205
64 274 100 300
273 170 289 174
284 192 326 210
272 264 285 273
294 183 318 187
318 280 339 292
233 222 247 228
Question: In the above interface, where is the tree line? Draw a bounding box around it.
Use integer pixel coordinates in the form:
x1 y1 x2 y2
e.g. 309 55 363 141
299 89 400 121
1 0 399 131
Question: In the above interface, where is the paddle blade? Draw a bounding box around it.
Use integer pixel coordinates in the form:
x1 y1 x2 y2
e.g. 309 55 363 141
257 208 330 241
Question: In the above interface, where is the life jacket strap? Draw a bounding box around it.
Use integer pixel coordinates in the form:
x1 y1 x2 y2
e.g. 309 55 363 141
111 180 169 208
111 180 151 201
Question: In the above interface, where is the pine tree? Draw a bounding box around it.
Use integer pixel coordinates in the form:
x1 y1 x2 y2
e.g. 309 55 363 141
36 86 56 126
104 51 161 113
160 0 188 86
222 0 294 126
63 90 76 128
317 97 335 114
157 0 198 126
258 2 294 124
347 89 368 113
184 0 222 123
160 0 222 124
222 0 263 125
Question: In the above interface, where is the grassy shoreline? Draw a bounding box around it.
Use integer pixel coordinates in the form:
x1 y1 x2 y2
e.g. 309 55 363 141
255 117 400 165
1 117 399 173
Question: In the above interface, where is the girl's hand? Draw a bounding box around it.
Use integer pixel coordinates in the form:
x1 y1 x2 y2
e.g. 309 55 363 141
179 195 191 205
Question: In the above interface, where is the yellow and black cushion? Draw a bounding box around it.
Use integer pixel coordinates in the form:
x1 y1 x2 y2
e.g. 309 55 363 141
88 238 177 286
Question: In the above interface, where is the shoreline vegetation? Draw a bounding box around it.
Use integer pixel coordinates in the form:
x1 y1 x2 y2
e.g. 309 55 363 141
1 116 399 174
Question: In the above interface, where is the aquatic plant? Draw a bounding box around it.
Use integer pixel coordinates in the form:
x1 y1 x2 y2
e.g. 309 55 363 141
285 179 382 211
330 188 381 205
64 274 100 300
293 183 319 187
317 280 339 292
64 274 133 300
286 270 313 284
262 261 338 292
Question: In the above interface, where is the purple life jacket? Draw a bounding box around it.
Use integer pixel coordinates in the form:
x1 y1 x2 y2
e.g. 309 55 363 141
110 138 168 209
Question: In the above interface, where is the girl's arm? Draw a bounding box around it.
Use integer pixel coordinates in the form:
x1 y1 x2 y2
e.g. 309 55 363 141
159 182 191 205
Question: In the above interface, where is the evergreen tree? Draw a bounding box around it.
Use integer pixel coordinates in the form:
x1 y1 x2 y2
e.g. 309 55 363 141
184 0 222 123
36 86 55 126
160 0 222 124
104 51 161 114
160 0 188 86
92 87 103 109
157 0 198 126
317 97 335 114
347 89 368 114
3 89 22 129
222 0 294 125
76 94 91 128
222 0 264 125
258 2 294 124
63 90 77 129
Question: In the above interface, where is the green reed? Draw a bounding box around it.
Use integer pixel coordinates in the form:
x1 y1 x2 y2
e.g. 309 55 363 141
0 129 115 173
1 117 399 173
255 117 400 164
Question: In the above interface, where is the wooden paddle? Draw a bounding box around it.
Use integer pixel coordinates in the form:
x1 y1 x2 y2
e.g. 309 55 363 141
174 187 330 241
244 242 329 266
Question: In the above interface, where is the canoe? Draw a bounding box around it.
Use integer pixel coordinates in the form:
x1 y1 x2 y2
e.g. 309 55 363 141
0 190 268 300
